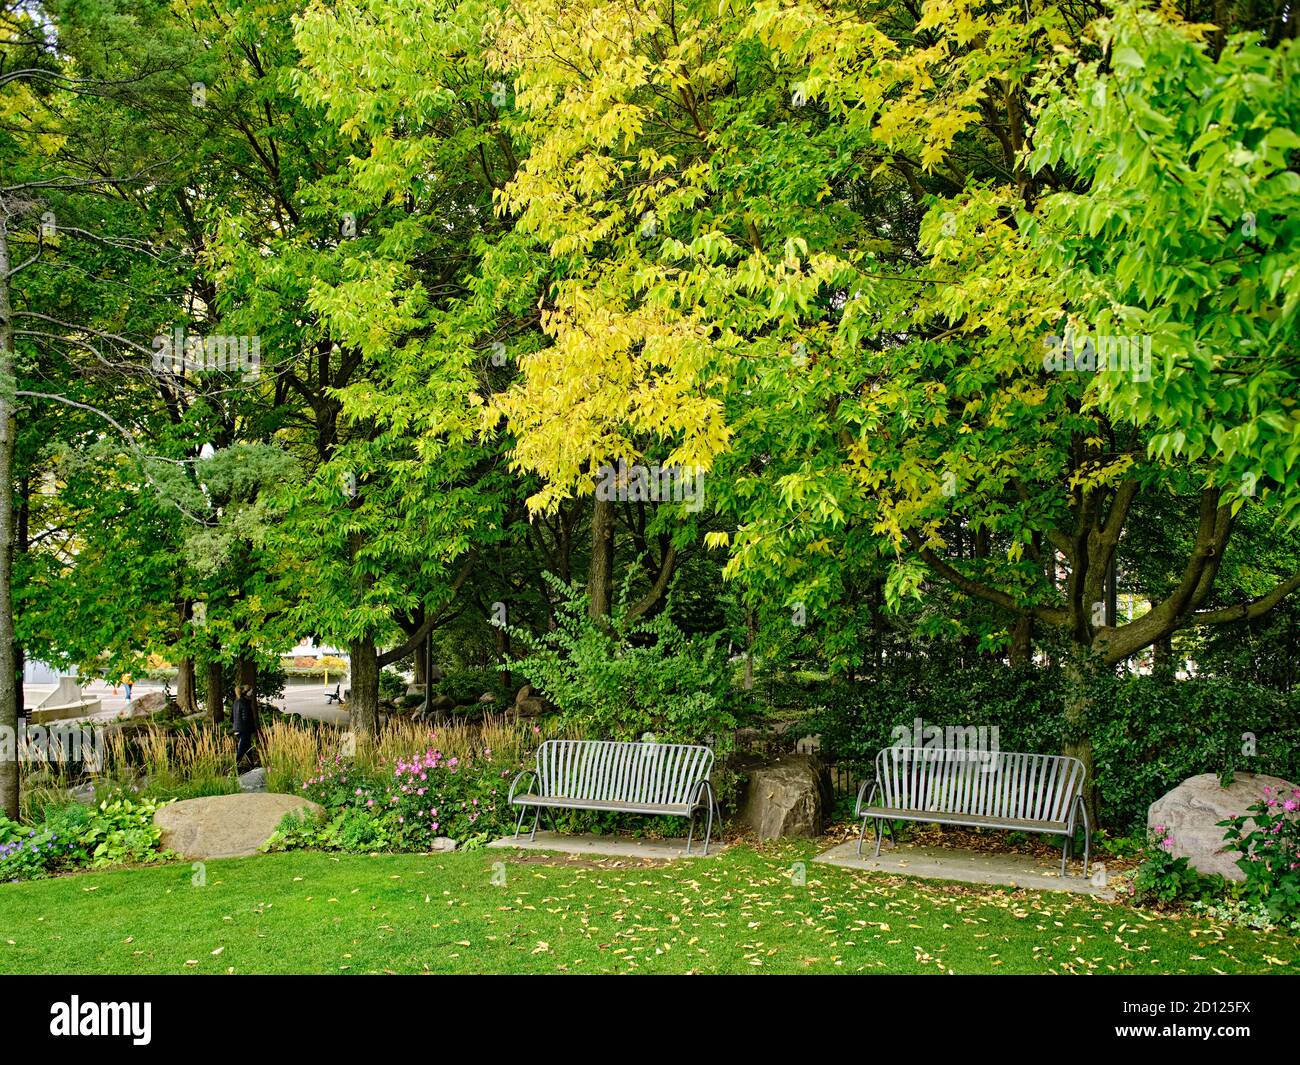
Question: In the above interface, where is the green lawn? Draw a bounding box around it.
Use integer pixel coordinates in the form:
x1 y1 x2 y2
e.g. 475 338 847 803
1 843 1295 974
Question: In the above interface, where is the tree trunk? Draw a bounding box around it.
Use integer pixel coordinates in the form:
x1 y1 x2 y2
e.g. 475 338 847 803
0 218 19 818
15 478 26 729
588 497 614 621
348 638 380 734
1010 614 1032 665
1152 633 1174 675
206 660 226 725
1063 644 1106 825
494 620 511 692
176 658 198 714
743 610 755 691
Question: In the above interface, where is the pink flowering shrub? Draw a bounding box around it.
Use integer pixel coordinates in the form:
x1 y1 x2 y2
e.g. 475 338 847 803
1220 786 1300 922
1130 823 1219 906
294 745 525 851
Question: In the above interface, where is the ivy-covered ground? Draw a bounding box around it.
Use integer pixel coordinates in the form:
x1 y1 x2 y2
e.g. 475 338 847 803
0 843 1294 975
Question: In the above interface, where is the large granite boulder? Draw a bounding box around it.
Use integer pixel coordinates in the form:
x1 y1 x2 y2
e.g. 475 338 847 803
154 793 322 859
413 693 456 721
1148 772 1299 881
126 691 168 717
741 753 831 839
513 684 553 719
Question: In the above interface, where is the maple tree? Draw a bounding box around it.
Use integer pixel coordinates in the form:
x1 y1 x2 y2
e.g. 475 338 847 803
3 0 1297 821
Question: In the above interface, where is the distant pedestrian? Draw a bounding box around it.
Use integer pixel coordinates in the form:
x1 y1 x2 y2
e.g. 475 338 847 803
122 673 133 702
232 685 255 765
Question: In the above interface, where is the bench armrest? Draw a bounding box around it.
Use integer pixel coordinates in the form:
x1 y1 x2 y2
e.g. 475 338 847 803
508 768 539 804
853 778 879 820
687 777 716 811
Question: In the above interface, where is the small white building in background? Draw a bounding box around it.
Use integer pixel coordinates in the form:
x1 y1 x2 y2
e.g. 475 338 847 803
285 639 348 659
23 660 64 684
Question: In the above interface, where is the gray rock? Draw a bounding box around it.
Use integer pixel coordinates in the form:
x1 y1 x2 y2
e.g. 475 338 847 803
238 767 268 793
154 793 323 859
68 781 98 805
741 753 831 840
477 692 497 704
513 684 555 718
429 836 457 852
127 691 168 717
1148 772 1299 881
514 696 552 719
414 693 457 721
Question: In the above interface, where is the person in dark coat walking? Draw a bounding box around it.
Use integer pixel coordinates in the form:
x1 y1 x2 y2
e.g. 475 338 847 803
232 685 256 765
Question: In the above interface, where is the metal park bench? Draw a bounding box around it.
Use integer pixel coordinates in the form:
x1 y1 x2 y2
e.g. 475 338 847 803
325 683 341 704
854 747 1090 876
509 739 722 854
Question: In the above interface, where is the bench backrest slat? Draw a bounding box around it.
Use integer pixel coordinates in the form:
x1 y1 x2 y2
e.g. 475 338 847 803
534 740 713 806
876 748 1085 825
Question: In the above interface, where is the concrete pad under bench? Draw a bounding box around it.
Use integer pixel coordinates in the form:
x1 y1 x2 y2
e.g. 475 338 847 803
814 839 1113 898
488 831 729 860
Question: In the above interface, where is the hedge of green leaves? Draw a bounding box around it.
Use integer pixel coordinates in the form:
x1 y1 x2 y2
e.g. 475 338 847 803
808 666 1300 832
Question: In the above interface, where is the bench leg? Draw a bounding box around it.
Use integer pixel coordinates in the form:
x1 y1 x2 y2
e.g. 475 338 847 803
856 816 868 857
1060 834 1069 878
528 805 541 842
513 804 528 840
701 798 714 856
685 808 697 856
873 819 886 858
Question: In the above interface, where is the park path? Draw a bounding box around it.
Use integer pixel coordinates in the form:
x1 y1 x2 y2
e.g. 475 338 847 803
22 679 349 727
